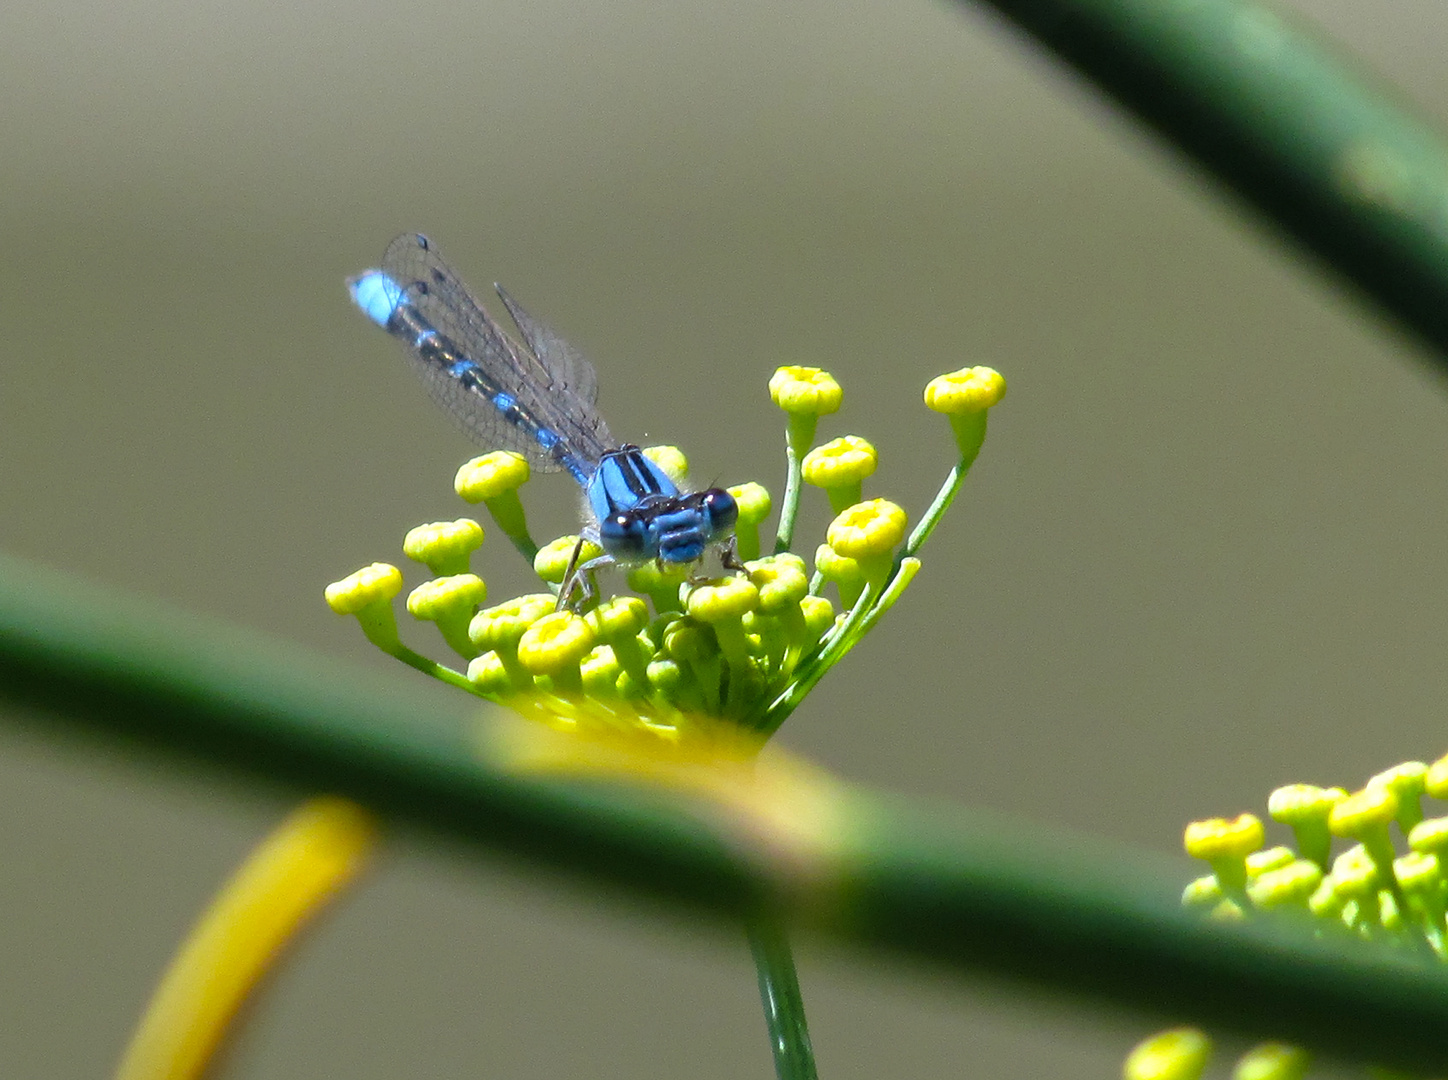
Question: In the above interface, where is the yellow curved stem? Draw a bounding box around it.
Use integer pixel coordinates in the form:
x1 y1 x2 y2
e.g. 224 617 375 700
114 797 379 1080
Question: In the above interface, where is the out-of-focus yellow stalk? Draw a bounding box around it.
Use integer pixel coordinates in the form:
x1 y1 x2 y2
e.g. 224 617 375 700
114 797 378 1080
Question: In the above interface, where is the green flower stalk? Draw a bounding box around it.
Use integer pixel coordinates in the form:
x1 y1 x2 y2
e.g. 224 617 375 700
406 574 486 659
1267 785 1345 872
768 366 842 554
1183 813 1264 905
911 365 1006 557
323 563 476 694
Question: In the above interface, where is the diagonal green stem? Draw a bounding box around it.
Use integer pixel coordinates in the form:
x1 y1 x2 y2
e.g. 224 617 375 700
386 645 484 696
968 0 1448 365
11 555 1448 1071
906 410 987 559
747 918 819 1080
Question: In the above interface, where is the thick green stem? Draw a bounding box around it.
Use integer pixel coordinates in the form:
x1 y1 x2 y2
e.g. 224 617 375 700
11 553 1448 1071
970 0 1448 365
748 918 819 1080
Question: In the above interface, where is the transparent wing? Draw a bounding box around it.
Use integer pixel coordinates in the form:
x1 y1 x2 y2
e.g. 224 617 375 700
377 233 613 470
495 284 600 408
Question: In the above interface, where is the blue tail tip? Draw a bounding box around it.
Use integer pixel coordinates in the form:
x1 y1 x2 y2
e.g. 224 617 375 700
349 270 404 328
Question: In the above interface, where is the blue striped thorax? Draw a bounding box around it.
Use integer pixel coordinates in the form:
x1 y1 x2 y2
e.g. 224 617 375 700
589 446 737 564
348 234 738 576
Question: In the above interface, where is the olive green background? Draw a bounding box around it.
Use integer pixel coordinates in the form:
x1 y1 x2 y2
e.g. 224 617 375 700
2 0 1447 1077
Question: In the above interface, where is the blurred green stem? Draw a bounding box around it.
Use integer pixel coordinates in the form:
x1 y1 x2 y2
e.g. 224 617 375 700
970 0 1448 364
7 553 1448 1071
748 918 819 1080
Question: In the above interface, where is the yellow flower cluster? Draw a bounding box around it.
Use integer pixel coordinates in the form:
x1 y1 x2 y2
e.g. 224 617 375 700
1129 753 1448 1080
326 363 1005 743
1182 756 1448 939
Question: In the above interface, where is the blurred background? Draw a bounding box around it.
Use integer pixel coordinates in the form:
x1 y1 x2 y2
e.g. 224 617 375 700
3 0 1448 1076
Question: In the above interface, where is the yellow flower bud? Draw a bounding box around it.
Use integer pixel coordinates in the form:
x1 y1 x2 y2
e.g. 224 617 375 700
406 574 487 659
768 366 842 416
1394 850 1441 897
580 645 622 696
586 595 649 640
1368 760 1428 831
1409 815 1448 856
645 657 684 695
1245 846 1295 878
814 542 864 609
627 560 689 610
466 651 513 696
685 576 760 623
533 535 603 585
728 480 773 562
1328 785 1397 840
402 519 484 576
1245 860 1322 910
1266 784 1342 869
729 482 772 525
1232 1043 1309 1080
1267 784 1342 827
826 499 907 560
1181 875 1223 911
1184 815 1264 861
324 563 403 615
517 611 597 678
642 445 689 483
663 618 716 664
1426 751 1448 799
798 594 834 641
1329 844 1380 900
802 436 877 489
406 574 487 620
1124 1028 1211 1080
1184 814 1263 898
470 594 555 651
454 451 529 502
924 366 1006 414
746 555 809 614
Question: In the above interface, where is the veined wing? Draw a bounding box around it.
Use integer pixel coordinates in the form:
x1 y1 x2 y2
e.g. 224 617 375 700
376 233 613 470
495 283 601 410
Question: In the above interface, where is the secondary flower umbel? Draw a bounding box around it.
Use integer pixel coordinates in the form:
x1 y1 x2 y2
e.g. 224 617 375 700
1127 750 1448 1080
